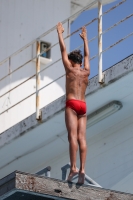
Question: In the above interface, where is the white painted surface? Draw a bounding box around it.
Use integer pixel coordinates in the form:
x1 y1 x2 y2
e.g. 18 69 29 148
0 0 71 132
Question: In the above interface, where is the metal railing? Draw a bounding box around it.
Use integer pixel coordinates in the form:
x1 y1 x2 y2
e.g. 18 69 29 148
61 163 102 187
36 164 101 187
0 0 133 119
36 166 51 177
0 0 126 82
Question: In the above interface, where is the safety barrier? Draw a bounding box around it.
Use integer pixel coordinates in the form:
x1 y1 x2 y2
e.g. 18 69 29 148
0 0 132 120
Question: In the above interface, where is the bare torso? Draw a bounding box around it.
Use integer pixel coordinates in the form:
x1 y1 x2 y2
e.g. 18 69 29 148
66 66 89 101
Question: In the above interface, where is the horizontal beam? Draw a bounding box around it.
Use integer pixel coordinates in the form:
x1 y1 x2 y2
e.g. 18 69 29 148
0 0 127 83
1 29 133 114
0 171 133 200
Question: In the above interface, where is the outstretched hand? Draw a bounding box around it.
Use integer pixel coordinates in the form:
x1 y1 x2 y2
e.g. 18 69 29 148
79 26 87 40
57 22 64 34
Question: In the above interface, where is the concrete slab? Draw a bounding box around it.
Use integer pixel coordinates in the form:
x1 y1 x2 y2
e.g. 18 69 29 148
1 171 133 200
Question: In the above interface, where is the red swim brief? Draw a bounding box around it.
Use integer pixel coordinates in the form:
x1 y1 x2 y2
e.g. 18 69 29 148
66 99 86 115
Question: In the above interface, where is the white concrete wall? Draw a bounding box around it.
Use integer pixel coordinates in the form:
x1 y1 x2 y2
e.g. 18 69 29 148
0 0 71 133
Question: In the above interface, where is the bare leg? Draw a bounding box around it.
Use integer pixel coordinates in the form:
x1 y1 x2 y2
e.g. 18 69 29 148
65 107 79 181
77 115 87 184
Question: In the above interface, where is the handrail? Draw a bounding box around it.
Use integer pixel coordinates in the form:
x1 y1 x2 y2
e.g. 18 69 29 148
0 0 126 83
0 0 132 116
0 16 98 83
61 163 102 187
75 13 133 51
1 11 132 98
0 0 98 66
0 0 129 99
1 31 133 115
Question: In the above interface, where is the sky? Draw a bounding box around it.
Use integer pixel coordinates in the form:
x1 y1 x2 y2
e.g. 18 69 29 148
70 0 133 78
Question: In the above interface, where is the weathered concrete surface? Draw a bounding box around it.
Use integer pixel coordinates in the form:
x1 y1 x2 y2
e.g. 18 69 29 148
0 171 133 200
0 54 133 149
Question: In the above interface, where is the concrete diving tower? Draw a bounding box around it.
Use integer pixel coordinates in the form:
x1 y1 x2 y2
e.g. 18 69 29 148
1 171 133 200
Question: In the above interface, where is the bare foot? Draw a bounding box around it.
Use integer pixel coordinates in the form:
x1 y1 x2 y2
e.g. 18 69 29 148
77 172 85 184
67 170 79 182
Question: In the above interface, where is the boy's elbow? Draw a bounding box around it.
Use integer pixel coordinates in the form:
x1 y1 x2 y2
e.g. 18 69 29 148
61 47 66 53
85 66 90 75
87 69 90 76
60 44 66 51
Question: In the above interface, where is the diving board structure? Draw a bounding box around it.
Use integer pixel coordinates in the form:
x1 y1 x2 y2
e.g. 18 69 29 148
1 171 133 200
0 0 133 196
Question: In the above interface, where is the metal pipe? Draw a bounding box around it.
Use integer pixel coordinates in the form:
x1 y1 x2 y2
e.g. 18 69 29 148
85 174 102 187
0 17 98 83
75 13 133 52
39 17 98 57
36 166 51 177
102 13 133 35
0 0 127 83
98 0 103 84
102 31 133 54
1 31 133 115
67 19 70 35
0 0 132 114
0 0 98 66
40 9 132 59
9 57 11 75
102 0 126 17
0 34 98 98
1 9 131 85
1 43 97 99
36 40 41 120
8 57 11 103
0 0 126 67
0 20 133 98
61 163 102 187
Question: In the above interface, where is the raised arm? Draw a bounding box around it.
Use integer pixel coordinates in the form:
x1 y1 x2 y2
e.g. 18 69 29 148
57 22 70 70
80 26 90 75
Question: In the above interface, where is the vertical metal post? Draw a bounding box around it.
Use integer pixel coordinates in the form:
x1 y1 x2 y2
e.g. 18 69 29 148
98 0 103 83
9 57 11 75
67 19 70 35
61 164 70 180
8 57 11 105
36 166 51 177
45 166 51 177
36 39 41 120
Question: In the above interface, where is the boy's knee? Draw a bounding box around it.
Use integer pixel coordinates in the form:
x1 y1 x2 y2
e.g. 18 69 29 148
68 133 77 142
78 134 86 144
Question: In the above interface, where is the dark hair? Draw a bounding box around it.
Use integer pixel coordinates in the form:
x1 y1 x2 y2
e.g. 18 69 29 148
68 50 83 64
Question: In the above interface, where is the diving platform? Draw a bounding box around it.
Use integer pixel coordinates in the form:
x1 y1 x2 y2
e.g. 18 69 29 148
0 171 133 200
